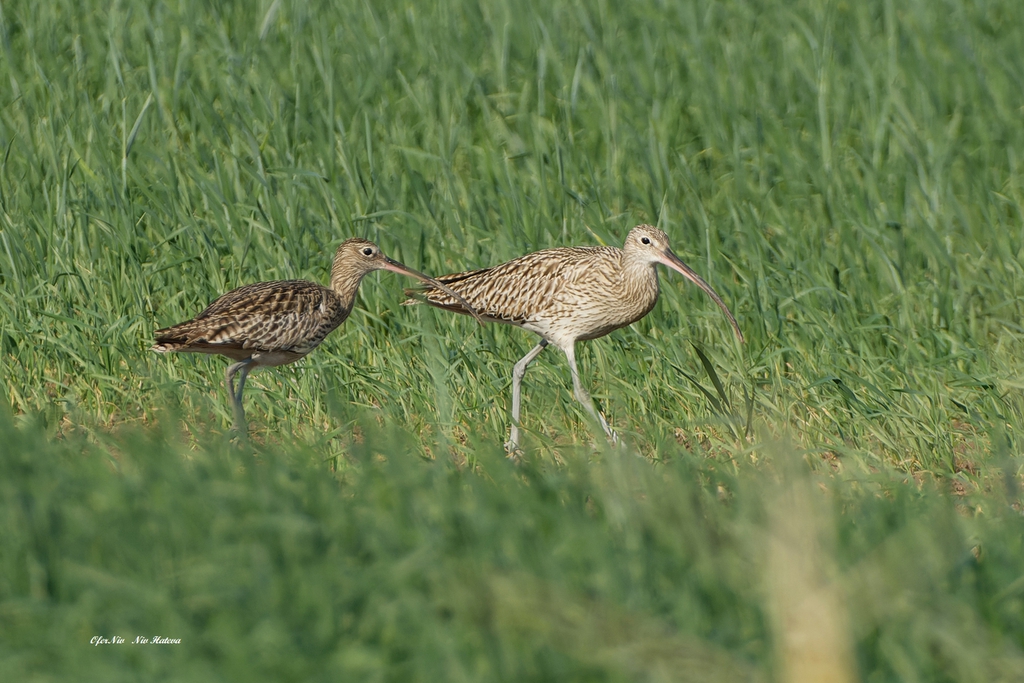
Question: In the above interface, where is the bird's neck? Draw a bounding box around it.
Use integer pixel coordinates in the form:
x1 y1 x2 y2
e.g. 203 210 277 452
621 252 661 305
622 250 659 282
329 265 369 312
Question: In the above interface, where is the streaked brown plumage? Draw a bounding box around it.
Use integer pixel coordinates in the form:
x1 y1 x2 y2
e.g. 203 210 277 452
405 225 745 451
153 238 476 432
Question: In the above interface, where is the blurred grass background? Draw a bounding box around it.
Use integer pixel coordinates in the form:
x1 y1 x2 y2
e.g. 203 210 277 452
1 0 1023 679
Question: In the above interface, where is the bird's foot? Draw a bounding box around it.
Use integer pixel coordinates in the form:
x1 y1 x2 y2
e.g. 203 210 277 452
504 439 523 460
504 424 525 459
230 400 249 435
596 411 617 444
229 414 249 441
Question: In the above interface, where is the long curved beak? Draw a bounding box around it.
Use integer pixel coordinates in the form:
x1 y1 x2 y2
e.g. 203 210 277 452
657 249 744 343
382 256 484 324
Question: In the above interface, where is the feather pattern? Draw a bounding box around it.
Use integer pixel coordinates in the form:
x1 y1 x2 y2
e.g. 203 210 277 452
407 225 743 346
152 280 348 361
406 243 661 346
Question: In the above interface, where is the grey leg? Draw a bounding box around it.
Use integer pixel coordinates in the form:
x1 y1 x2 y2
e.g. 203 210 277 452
562 343 614 440
505 340 549 454
225 359 254 433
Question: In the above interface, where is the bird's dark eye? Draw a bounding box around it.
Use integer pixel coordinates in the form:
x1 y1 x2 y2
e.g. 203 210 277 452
362 247 373 256
641 237 651 245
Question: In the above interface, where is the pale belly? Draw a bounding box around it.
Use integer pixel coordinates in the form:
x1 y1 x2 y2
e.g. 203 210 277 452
520 302 652 346
251 350 308 367
176 346 309 366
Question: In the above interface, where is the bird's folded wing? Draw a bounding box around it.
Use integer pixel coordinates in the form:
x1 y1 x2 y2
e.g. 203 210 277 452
404 246 616 323
155 281 333 353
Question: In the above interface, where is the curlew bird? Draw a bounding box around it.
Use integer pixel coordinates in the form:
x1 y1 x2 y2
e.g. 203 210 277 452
405 225 744 451
152 238 478 432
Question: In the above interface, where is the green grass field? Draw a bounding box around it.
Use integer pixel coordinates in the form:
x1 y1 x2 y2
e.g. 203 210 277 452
2 0 1024 679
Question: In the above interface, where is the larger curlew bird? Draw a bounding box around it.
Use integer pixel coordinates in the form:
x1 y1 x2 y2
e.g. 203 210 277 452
153 238 477 432
405 225 744 451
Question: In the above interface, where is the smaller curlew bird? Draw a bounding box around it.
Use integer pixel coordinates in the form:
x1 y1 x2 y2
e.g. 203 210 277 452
405 225 744 451
152 238 478 432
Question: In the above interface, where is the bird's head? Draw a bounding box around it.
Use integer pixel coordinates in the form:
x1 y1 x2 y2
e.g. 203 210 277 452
334 238 397 276
624 225 744 343
623 224 674 262
332 238 482 321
